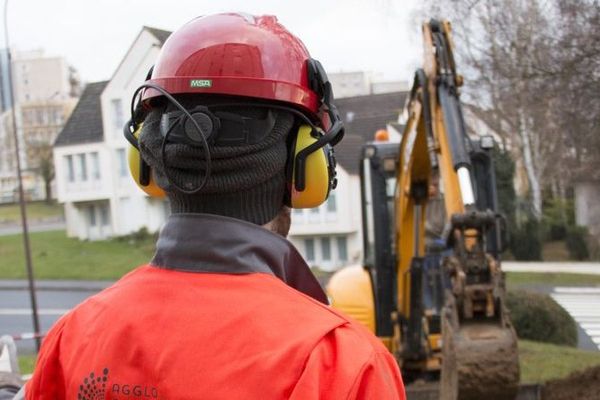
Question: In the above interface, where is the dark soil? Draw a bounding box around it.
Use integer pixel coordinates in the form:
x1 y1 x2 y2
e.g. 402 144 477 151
542 365 600 400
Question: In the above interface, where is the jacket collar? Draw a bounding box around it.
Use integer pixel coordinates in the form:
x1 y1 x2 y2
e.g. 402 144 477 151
151 213 328 304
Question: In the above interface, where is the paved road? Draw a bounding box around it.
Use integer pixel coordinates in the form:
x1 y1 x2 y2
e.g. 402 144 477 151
0 284 105 355
551 287 600 351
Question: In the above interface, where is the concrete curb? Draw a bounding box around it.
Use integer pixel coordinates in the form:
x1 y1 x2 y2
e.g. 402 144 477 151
503 261 600 275
0 215 65 227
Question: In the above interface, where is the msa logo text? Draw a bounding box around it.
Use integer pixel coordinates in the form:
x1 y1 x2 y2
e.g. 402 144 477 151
190 79 212 88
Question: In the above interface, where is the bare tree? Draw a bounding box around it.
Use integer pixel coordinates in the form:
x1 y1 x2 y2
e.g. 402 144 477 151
418 0 600 220
26 139 54 204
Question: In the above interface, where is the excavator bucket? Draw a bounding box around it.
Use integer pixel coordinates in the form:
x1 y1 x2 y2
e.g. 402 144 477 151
441 305 520 400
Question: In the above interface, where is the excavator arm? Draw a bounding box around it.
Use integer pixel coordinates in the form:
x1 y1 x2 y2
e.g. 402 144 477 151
397 20 519 400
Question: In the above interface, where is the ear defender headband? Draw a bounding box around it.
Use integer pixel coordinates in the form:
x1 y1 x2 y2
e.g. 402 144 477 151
123 58 344 209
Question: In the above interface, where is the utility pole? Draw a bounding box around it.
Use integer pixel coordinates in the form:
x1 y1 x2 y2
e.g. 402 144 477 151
4 0 41 352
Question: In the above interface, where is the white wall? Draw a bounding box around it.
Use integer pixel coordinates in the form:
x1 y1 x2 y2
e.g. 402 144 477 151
12 52 72 103
371 80 409 94
101 30 161 147
329 71 371 98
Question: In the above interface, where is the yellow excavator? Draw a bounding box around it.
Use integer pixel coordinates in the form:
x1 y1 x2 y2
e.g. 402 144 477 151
327 20 520 399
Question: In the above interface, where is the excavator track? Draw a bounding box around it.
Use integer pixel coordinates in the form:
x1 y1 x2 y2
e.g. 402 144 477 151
440 300 520 400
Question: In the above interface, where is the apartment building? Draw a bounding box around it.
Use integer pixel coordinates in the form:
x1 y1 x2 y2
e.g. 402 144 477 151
0 49 80 202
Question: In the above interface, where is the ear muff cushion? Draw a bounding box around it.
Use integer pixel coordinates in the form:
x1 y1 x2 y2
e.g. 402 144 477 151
291 125 330 208
128 124 166 198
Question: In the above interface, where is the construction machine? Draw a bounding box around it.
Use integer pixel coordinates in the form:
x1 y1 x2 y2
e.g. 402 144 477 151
327 20 520 400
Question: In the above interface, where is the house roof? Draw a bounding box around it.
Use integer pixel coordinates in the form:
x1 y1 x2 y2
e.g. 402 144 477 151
54 81 108 147
144 26 171 45
333 91 407 174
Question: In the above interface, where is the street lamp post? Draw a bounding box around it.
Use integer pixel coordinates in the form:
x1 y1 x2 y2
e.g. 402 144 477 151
4 0 41 352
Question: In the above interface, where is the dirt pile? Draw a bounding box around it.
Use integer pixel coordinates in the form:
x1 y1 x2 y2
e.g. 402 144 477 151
542 365 600 400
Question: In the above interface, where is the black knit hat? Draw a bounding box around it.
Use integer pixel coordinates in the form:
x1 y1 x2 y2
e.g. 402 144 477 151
138 96 294 225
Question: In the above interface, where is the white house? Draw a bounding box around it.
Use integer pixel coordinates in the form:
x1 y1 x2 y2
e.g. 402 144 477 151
53 27 171 240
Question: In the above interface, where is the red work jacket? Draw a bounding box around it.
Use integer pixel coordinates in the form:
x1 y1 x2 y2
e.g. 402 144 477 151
26 214 405 399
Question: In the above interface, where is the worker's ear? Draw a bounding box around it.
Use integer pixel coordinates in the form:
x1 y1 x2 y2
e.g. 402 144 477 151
286 125 335 209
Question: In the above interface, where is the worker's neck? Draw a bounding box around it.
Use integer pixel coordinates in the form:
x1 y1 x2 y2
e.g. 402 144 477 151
262 206 291 238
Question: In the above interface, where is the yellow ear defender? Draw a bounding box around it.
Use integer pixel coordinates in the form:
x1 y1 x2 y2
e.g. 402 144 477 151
289 125 333 208
126 123 166 198
126 117 336 208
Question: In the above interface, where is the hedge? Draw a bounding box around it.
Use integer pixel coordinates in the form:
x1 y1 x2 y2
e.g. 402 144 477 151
506 290 577 347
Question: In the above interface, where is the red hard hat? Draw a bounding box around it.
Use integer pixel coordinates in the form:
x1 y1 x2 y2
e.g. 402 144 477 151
143 13 322 119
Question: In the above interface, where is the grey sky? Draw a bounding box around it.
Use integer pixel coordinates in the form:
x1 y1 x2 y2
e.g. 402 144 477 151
6 0 423 85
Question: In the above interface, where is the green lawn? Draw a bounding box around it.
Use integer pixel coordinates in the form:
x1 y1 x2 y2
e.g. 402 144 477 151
0 230 156 280
519 340 600 383
506 272 600 287
0 201 63 224
18 355 36 375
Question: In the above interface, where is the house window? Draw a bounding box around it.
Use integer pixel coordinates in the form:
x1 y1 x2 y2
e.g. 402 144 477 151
112 99 124 131
78 154 87 181
88 205 96 226
321 237 331 261
53 109 63 124
304 239 315 262
100 205 110 226
90 152 100 180
117 149 127 177
65 155 74 182
36 109 44 124
326 192 337 213
337 236 348 261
